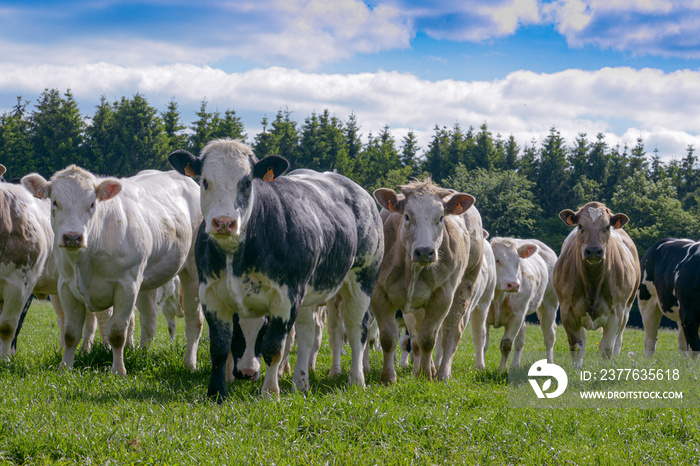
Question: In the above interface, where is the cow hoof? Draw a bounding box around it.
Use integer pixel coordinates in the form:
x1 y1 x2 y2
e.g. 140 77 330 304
380 369 397 385
348 373 365 388
261 388 281 400
111 366 127 376
293 377 310 394
474 362 486 371
328 367 342 379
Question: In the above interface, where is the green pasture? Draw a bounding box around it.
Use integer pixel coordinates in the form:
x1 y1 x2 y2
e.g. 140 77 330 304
1 301 698 465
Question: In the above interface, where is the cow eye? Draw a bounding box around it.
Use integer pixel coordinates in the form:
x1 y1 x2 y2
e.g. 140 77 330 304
202 178 209 190
404 214 410 222
439 215 444 223
52 200 58 208
495 259 500 265
90 202 95 209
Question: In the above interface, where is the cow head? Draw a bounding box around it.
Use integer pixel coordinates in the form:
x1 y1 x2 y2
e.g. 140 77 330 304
491 238 538 293
168 139 288 251
374 179 475 266
231 314 269 381
22 166 121 251
559 202 629 265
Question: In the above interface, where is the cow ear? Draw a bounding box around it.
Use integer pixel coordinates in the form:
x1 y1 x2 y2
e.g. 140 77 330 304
559 209 578 226
96 179 122 201
253 155 289 181
444 193 475 216
518 243 538 259
610 213 629 229
0 165 6 178
21 173 50 199
483 230 490 240
168 149 201 177
374 188 406 213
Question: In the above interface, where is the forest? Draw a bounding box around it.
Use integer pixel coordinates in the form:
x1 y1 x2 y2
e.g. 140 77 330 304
1 88 699 256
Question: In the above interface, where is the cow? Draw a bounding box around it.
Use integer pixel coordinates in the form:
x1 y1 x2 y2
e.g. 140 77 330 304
638 238 700 356
22 166 204 375
371 178 483 383
553 201 640 365
168 138 383 400
483 237 558 370
157 276 185 341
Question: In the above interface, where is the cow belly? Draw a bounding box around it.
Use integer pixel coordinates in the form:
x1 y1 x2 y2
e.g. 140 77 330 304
640 277 680 322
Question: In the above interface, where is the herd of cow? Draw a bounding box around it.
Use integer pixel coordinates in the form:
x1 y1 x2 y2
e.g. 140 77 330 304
0 138 698 402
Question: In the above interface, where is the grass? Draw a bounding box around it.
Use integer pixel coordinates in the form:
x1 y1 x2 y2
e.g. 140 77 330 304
0 301 698 465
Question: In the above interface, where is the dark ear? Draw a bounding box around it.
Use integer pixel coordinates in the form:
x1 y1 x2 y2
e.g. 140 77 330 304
374 188 406 213
444 193 475 216
610 213 629 229
252 155 289 181
168 150 201 177
559 209 578 226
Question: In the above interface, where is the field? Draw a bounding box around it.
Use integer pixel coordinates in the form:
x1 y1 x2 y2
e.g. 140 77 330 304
1 301 699 465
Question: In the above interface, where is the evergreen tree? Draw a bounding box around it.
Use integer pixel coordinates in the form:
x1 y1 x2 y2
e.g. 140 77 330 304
162 99 188 154
84 95 115 174
188 100 213 155
211 108 246 142
29 89 86 177
0 96 32 176
536 127 570 218
400 130 421 175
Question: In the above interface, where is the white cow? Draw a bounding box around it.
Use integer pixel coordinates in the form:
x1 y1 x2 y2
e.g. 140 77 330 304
0 166 108 357
487 237 558 370
22 166 204 375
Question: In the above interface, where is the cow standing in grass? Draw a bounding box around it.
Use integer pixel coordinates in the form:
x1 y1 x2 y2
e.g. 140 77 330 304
22 166 204 375
638 238 700 356
168 139 383 400
372 179 483 383
485 237 558 370
554 202 640 365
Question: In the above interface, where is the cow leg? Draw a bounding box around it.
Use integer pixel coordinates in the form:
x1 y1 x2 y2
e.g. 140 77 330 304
399 328 412 367
436 281 478 381
404 311 422 375
613 307 631 357
370 290 399 384
599 313 620 359
95 308 113 348
82 311 98 353
562 304 586 366
179 265 203 370
135 289 158 349
205 309 234 402
309 307 324 372
292 306 316 392
326 296 344 379
678 326 688 353
161 296 178 341
0 287 30 359
639 298 662 357
278 325 295 377
50 294 66 350
511 322 527 368
680 302 700 355
57 288 88 370
470 304 488 370
340 281 371 388
108 283 140 376
498 315 524 371
538 304 557 364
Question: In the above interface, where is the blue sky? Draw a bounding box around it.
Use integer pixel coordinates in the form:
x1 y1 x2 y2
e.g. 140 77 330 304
1 0 700 159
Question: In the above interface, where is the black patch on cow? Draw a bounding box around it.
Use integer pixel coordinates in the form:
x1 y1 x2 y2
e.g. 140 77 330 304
236 175 252 212
395 309 403 320
203 306 233 402
638 283 652 301
194 221 226 283
230 313 269 380
261 316 291 366
403 329 412 353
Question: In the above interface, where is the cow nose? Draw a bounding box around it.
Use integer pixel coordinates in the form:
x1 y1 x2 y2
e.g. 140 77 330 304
413 247 436 263
584 247 603 260
62 232 83 249
506 282 520 292
212 216 237 235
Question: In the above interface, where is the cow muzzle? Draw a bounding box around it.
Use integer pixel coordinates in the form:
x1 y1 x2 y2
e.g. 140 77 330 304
211 216 238 237
61 232 85 250
583 246 604 263
412 247 437 264
234 367 260 381
505 281 520 292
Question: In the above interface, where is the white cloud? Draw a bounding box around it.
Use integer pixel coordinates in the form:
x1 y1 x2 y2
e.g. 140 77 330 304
545 0 700 58
1 63 698 159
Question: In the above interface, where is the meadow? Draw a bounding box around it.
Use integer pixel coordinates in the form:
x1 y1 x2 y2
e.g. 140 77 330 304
1 301 699 465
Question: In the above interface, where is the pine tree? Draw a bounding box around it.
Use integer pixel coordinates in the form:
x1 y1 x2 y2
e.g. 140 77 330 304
162 99 187 154
0 96 33 176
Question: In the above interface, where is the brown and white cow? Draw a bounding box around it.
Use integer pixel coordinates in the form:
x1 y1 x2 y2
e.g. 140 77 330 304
372 178 483 383
553 201 640 365
22 166 204 375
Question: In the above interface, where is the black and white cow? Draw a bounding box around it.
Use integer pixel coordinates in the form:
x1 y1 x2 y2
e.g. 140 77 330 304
169 139 384 400
638 238 700 356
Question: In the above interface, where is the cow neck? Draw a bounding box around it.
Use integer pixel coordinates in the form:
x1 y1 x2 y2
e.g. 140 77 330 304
403 262 425 314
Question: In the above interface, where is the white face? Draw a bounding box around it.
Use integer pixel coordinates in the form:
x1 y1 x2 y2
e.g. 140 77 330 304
199 145 255 249
51 177 96 249
400 193 445 264
492 241 521 292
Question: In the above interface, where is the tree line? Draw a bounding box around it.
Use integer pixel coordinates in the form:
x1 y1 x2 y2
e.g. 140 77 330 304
1 89 698 255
